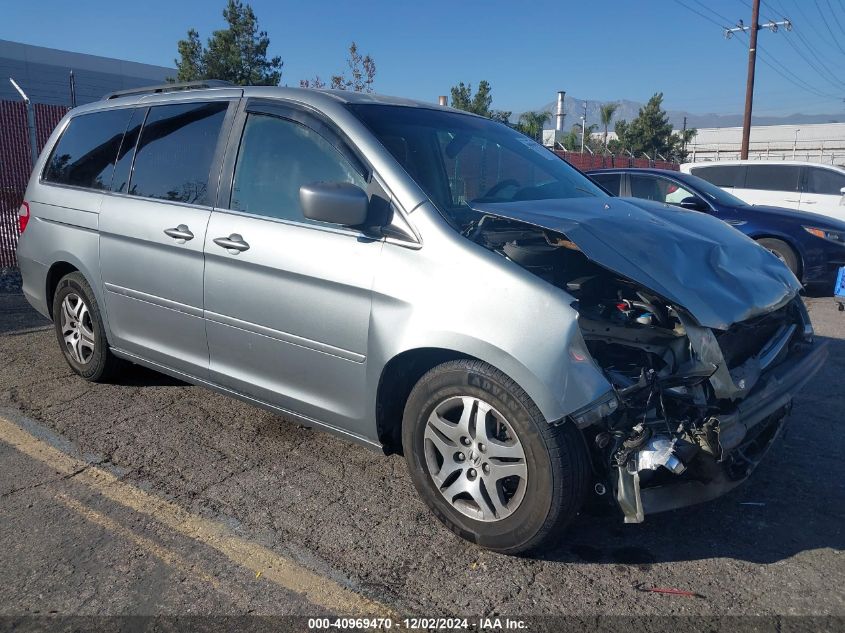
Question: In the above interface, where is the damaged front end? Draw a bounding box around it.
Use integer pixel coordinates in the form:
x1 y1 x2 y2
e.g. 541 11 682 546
466 200 828 523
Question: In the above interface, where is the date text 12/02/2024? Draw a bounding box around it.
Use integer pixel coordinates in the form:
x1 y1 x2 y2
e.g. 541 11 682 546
307 617 527 630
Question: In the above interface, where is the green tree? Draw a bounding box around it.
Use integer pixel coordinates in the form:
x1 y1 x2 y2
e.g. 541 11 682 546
449 80 511 122
614 93 678 158
302 42 376 92
560 121 599 152
174 0 283 85
599 102 619 148
516 111 551 142
332 42 377 92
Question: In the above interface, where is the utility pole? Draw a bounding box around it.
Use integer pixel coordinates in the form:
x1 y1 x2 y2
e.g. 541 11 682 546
724 0 791 159
580 101 587 153
69 70 77 108
682 116 687 156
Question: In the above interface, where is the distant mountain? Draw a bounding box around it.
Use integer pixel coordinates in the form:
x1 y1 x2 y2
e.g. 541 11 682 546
530 94 843 130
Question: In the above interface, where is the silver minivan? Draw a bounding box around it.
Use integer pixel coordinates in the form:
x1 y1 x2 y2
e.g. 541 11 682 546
17 83 827 553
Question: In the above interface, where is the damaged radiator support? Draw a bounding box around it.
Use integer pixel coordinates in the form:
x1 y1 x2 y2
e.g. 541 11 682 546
602 299 819 524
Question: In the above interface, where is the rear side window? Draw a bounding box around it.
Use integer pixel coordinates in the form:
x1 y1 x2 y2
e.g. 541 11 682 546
804 167 845 195
744 165 801 192
129 101 228 205
589 173 621 195
690 164 744 188
230 113 366 223
43 109 133 190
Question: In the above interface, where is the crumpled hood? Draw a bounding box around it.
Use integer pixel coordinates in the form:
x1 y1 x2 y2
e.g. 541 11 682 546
468 196 801 330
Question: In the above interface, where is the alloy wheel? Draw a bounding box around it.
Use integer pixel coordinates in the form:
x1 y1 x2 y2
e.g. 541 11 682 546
423 395 528 522
60 293 95 365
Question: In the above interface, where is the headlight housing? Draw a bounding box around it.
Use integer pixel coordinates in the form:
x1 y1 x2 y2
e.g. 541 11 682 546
569 391 619 429
804 226 845 245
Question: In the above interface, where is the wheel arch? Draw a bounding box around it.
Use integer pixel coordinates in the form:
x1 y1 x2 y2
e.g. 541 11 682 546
375 347 473 455
45 261 80 319
749 232 805 281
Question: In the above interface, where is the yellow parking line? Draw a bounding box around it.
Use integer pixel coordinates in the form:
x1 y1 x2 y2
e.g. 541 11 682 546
55 493 223 589
0 414 393 617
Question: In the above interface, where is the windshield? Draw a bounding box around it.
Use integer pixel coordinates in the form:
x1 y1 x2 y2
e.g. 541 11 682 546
680 172 750 207
349 104 607 229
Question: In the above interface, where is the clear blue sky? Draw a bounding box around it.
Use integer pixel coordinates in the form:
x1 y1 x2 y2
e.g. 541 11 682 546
3 0 844 116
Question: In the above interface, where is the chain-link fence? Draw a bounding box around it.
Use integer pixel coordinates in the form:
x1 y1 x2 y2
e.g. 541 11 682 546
0 100 69 268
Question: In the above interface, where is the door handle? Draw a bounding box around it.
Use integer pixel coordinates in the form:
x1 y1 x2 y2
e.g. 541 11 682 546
213 233 250 254
164 224 194 243
785 199 800 203
803 201 817 204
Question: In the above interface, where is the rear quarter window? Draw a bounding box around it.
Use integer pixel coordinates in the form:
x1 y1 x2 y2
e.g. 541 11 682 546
43 108 134 190
804 167 845 195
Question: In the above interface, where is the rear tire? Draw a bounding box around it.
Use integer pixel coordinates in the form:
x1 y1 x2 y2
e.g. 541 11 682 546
757 238 799 278
52 272 123 382
402 359 589 554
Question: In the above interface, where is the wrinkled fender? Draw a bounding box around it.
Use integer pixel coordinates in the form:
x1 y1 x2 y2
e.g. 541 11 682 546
367 210 612 423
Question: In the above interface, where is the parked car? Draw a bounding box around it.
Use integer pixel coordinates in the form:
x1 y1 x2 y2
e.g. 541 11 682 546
679 160 845 222
17 83 827 553
586 167 845 287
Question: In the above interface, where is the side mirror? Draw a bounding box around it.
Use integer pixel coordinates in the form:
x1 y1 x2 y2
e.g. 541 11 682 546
299 182 369 226
679 196 707 211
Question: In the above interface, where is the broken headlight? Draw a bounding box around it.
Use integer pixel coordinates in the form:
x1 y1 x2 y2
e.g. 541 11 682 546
569 391 619 429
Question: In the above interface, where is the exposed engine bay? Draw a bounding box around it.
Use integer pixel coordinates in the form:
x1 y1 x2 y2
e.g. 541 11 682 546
468 213 819 523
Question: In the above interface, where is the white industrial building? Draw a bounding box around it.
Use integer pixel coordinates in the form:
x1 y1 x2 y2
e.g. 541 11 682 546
686 122 845 166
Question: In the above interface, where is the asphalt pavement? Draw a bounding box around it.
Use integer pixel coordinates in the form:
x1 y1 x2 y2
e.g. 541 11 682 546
0 287 843 621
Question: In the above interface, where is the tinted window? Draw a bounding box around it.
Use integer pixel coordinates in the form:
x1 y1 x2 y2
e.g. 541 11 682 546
230 113 366 223
589 173 621 195
129 101 228 205
804 167 845 195
111 108 145 194
630 174 699 205
43 108 133 190
744 165 801 192
690 164 745 188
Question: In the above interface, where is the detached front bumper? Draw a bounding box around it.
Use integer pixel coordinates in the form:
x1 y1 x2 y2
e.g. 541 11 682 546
619 339 828 522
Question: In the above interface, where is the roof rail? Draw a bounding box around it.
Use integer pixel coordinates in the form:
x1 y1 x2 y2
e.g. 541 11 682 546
103 80 235 100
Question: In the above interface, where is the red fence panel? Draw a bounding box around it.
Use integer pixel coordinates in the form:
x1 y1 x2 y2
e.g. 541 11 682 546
0 100 68 268
552 150 679 172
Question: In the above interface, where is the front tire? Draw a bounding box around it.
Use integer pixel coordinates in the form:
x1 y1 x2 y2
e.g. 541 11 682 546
402 360 588 554
757 238 799 278
52 272 123 382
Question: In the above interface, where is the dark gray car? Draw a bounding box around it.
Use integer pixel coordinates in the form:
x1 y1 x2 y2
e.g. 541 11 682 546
15 83 827 553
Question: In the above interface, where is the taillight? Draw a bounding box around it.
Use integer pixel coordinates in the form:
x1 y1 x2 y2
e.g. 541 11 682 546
18 201 30 233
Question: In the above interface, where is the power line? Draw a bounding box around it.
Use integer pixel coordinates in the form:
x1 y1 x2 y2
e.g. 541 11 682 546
815 0 845 56
672 0 726 28
777 0 840 51
826 0 845 37
741 0 845 93
689 0 733 25
733 31 841 98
